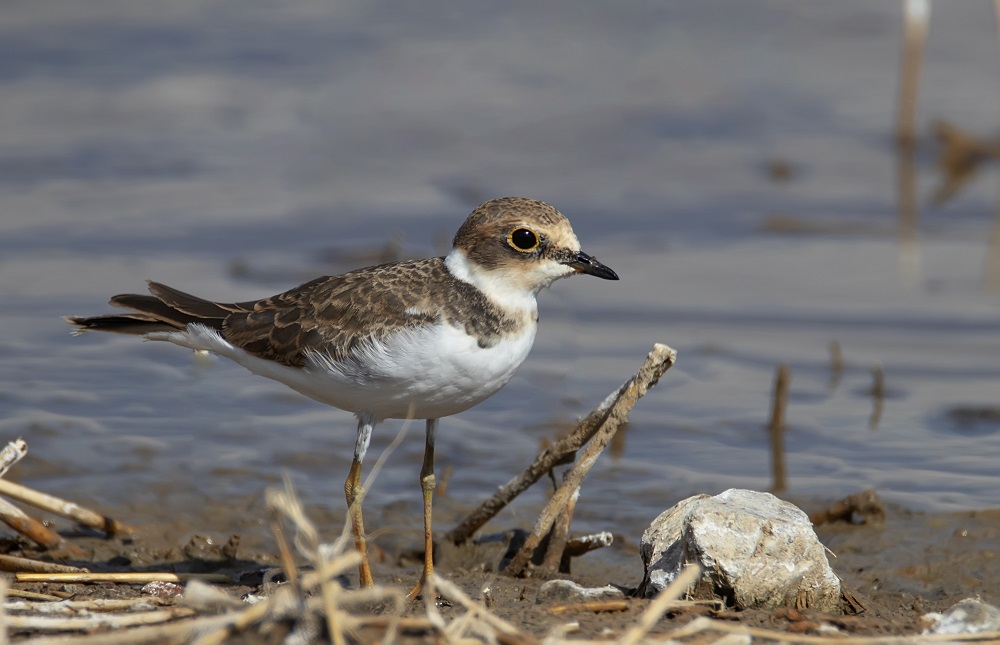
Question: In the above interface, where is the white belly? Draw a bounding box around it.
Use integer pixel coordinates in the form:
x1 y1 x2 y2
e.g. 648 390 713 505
150 322 537 421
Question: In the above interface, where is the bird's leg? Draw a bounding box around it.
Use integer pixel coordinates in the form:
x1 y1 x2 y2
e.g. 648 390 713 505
407 417 437 601
345 415 375 588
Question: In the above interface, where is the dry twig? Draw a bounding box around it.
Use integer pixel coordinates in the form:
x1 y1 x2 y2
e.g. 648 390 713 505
0 439 28 478
5 598 170 614
544 599 630 614
564 531 613 558
540 487 578 572
6 589 64 602
23 613 237 645
0 554 88 574
15 573 231 585
4 607 198 631
505 344 677 576
0 478 134 536
0 497 66 551
449 343 676 552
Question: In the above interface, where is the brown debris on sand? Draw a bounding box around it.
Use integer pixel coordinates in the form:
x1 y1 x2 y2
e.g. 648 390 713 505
810 489 886 526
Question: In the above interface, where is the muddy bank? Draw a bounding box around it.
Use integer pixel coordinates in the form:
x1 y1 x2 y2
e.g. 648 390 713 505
4 492 999 642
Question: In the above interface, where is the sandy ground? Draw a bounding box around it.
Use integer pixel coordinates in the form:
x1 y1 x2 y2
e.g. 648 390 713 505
4 493 998 642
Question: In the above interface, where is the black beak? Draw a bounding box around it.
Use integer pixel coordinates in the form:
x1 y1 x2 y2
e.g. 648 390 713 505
565 251 619 280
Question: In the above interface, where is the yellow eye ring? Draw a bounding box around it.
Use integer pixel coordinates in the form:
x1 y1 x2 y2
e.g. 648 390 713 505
508 227 539 252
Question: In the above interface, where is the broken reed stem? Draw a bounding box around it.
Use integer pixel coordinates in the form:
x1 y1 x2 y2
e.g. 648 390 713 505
505 344 677 577
269 521 301 599
4 607 198 632
544 599 630 614
15 572 231 584
17 480 375 645
24 613 239 645
445 408 604 546
0 497 64 551
896 0 929 145
262 479 381 645
539 487 577 573
447 343 677 546
317 545 347 645
0 478 134 536
0 439 28 478
6 589 65 602
769 362 790 493
828 340 842 390
870 364 885 431
0 439 116 553
0 554 88 574
564 531 612 558
5 598 172 613
895 87 921 287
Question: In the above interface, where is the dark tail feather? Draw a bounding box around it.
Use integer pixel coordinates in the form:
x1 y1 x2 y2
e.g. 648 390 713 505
64 313 180 336
66 281 237 336
145 281 238 319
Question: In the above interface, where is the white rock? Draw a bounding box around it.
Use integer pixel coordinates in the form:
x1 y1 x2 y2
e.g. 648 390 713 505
924 598 1000 635
536 579 625 604
638 489 841 611
179 579 243 612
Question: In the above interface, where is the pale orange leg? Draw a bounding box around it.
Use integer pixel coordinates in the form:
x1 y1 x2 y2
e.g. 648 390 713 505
346 417 375 588
407 418 437 600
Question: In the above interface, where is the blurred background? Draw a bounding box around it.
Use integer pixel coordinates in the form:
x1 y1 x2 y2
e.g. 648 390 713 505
0 1 998 548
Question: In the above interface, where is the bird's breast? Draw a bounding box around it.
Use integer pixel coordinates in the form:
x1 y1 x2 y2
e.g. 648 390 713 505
303 319 538 420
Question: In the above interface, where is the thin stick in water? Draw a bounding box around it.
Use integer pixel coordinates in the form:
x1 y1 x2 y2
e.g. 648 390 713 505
769 363 790 493
870 364 885 430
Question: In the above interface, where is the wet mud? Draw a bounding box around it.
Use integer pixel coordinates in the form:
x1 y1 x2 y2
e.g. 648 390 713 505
5 493 998 641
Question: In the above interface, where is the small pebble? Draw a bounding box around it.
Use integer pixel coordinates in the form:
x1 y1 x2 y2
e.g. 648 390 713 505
141 580 184 599
924 598 1000 635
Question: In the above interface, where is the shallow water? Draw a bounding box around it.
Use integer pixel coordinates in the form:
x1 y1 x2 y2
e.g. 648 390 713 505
1 2 998 549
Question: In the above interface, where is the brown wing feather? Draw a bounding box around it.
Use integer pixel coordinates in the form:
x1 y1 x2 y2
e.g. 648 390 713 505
221 259 443 367
68 256 517 367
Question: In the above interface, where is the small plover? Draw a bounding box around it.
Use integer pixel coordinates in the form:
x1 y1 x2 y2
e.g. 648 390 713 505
66 196 618 597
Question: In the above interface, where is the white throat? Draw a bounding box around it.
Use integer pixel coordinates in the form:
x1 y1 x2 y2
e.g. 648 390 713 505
445 248 540 313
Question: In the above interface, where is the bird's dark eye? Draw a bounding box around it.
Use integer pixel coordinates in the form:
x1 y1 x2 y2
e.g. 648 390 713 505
508 227 539 252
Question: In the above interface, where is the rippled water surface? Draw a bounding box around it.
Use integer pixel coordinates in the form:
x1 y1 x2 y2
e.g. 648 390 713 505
1 2 998 544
